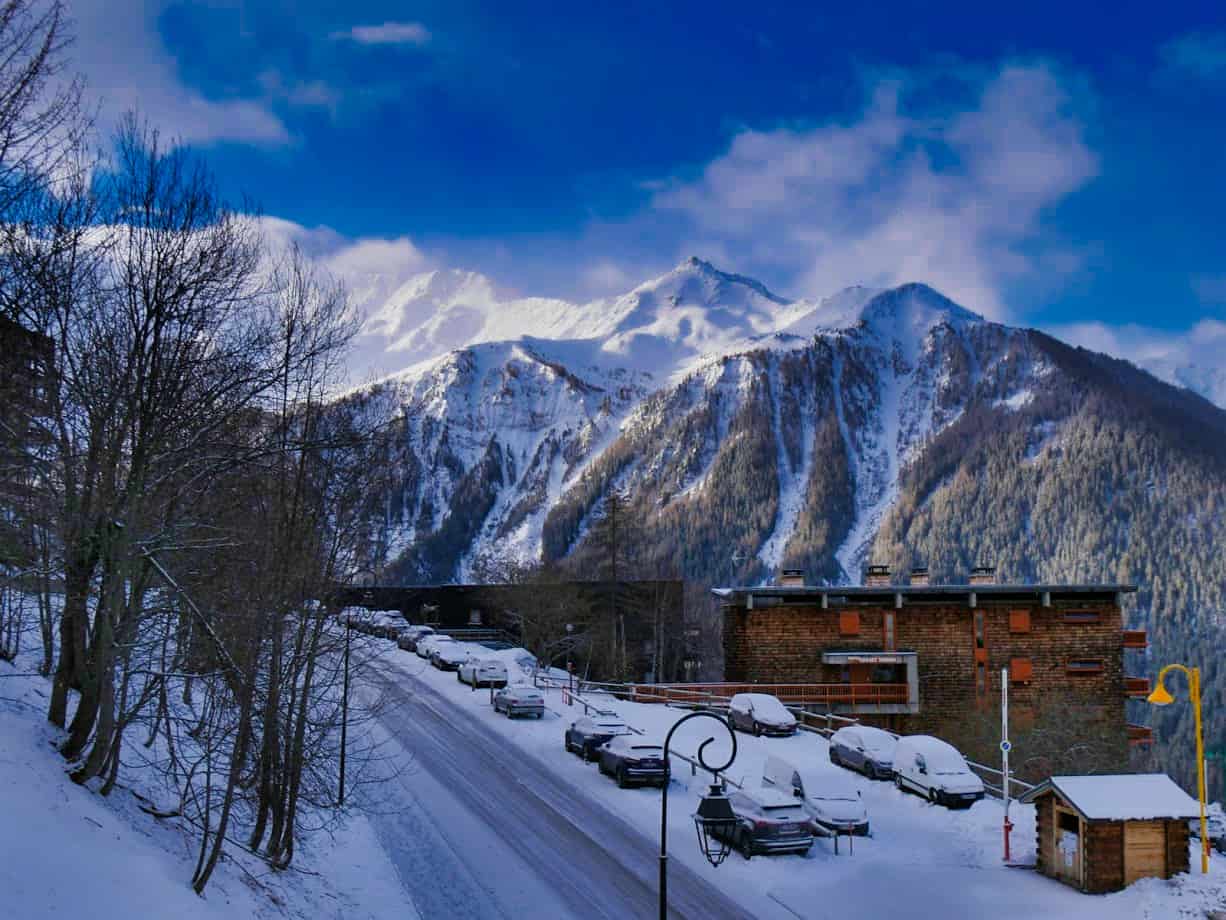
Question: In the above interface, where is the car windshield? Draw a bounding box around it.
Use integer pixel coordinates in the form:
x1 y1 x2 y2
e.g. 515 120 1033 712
746 696 791 719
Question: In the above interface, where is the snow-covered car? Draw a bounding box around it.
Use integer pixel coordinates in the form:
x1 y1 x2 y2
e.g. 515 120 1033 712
763 755 869 835
430 643 470 671
728 693 797 737
492 685 545 719
713 788 815 858
369 611 405 638
1189 804 1226 849
829 725 898 779
416 634 454 659
397 625 435 651
893 736 985 808
458 657 508 688
596 735 669 788
564 715 631 760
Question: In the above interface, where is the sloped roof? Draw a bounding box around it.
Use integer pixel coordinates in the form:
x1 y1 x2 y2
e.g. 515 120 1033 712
1019 774 1200 821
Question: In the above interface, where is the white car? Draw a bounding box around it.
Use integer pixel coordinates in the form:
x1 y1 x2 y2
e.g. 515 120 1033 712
893 736 985 808
431 643 470 671
762 754 869 835
416 634 454 659
458 657 508 688
728 693 798 737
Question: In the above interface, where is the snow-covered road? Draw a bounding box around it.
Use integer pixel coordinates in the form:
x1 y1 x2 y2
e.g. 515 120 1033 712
365 663 752 920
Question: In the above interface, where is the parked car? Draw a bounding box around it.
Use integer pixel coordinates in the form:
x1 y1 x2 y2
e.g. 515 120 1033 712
492 685 545 719
762 755 869 835
893 736 985 807
829 725 898 779
712 788 815 858
416 634 454 659
1190 804 1226 851
431 643 470 671
370 611 405 638
728 693 798 737
398 625 435 652
565 715 631 760
596 735 669 788
459 657 509 688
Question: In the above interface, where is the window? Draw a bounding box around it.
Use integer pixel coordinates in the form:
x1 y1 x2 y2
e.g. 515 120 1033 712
1009 609 1031 633
883 611 896 650
1063 610 1101 624
468 609 483 625
1066 658 1105 674
839 611 860 636
974 610 986 650
976 662 987 696
1010 657 1034 683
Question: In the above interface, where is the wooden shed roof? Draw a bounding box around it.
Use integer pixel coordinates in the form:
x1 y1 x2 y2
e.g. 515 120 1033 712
1019 774 1200 822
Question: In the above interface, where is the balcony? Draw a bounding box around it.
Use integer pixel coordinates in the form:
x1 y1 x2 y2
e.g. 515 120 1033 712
1124 677 1151 698
1122 629 1148 649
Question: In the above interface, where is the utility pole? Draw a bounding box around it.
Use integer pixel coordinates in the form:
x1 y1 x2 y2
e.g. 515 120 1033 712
1001 667 1013 863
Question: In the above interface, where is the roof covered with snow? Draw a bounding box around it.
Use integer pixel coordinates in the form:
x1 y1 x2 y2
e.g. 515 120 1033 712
712 583 1136 606
1020 774 1201 821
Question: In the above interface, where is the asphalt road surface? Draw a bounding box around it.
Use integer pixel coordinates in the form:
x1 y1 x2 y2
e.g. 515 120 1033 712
365 664 755 920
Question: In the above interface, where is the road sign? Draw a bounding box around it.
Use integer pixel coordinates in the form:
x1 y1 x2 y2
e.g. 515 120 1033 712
1000 740 1012 754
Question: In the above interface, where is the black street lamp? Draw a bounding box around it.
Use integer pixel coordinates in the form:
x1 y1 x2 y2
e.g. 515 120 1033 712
659 710 738 920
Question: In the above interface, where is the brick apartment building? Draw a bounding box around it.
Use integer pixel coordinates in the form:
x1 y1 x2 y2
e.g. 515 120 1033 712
717 566 1146 774
0 315 54 565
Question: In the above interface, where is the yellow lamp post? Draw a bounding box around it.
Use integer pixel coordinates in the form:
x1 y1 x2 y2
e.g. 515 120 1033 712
1147 663 1210 874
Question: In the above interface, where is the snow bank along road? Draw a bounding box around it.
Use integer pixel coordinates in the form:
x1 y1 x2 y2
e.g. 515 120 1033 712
365 662 754 920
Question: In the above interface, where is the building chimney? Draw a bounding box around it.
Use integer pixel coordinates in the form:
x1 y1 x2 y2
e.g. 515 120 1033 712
909 566 930 587
780 569 804 587
863 565 891 587
969 565 996 585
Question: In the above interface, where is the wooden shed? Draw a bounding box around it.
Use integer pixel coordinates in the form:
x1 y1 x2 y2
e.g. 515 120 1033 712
1019 774 1199 893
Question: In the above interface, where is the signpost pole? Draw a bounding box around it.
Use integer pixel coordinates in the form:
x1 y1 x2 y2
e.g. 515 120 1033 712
1001 667 1012 863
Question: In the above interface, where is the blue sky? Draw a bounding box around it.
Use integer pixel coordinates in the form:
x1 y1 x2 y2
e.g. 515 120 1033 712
70 0 1226 368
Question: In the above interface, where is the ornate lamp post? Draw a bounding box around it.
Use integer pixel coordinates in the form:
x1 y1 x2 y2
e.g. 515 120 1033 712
1148 662 1210 873
659 710 738 920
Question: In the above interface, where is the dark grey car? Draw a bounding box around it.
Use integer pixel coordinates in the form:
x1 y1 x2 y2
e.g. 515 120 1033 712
829 725 898 780
565 715 631 760
712 788 815 858
596 736 669 788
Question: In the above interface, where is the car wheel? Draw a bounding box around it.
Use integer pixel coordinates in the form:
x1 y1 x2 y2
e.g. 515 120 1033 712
737 829 753 860
616 766 629 788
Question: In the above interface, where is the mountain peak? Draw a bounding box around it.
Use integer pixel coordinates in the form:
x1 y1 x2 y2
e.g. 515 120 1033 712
652 256 790 306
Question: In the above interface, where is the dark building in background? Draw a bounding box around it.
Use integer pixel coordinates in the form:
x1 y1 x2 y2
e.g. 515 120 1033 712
335 579 693 683
0 315 54 565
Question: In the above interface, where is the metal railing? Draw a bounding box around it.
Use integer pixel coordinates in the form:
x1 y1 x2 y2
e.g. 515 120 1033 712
629 681 910 707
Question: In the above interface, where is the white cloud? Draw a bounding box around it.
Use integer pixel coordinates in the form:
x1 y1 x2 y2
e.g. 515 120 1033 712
256 71 340 113
1160 32 1226 82
1050 318 1226 409
70 0 288 146
330 21 431 46
652 65 1097 319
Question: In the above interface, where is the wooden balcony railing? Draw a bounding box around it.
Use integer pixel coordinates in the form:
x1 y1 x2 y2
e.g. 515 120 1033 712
626 682 910 707
1122 629 1148 649
1124 677 1151 698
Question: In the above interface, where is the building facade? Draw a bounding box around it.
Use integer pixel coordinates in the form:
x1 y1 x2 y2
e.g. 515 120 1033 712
718 567 1145 774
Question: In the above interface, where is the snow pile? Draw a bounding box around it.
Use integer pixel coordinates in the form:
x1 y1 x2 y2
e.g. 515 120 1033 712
0 643 418 920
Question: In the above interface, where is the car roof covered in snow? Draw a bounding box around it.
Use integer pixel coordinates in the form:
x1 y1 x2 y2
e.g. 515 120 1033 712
731 692 790 711
1019 774 1201 821
741 786 804 809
